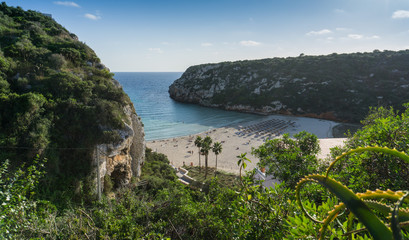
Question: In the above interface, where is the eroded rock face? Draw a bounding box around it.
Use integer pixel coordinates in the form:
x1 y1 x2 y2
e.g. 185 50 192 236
92 90 145 193
168 65 293 116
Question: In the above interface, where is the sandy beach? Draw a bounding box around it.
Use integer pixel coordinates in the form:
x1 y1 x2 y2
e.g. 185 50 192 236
147 115 346 175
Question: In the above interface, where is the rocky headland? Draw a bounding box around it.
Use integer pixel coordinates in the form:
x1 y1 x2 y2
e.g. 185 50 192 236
169 50 409 122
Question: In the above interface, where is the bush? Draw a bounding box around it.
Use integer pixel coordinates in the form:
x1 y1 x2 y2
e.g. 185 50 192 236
333 104 409 191
0 156 47 239
252 131 321 187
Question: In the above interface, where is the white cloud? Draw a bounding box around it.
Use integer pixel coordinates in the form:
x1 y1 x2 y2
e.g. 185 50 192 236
84 13 101 20
348 34 363 40
336 27 350 31
148 48 163 53
368 35 380 39
342 34 379 40
201 42 213 47
239 40 261 46
306 29 332 36
334 9 345 14
54 1 80 7
392 10 409 19
161 42 170 45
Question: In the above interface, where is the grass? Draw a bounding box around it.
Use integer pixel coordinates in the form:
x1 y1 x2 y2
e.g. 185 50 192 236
184 166 240 189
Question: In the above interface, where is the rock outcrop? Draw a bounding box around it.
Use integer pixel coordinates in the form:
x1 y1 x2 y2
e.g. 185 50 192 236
93 103 145 192
169 50 409 122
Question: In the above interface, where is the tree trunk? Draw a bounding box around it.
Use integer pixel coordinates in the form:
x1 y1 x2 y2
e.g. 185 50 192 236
205 154 208 179
215 155 218 176
198 148 201 173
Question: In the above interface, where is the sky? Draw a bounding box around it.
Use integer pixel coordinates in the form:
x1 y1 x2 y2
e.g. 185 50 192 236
4 0 409 71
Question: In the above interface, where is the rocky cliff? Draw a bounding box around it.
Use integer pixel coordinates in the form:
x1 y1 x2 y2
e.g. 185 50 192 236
0 3 145 198
169 50 409 122
94 104 145 193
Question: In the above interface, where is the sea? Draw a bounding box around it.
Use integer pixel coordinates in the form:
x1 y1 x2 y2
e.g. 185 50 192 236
114 72 266 141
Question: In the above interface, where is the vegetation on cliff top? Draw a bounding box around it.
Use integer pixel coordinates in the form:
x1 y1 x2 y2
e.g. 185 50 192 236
170 50 409 122
0 3 131 195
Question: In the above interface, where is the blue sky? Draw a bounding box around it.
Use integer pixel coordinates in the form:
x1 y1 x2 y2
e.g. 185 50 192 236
5 0 409 71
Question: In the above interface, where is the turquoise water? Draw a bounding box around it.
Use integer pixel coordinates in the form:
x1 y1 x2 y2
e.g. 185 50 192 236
114 72 265 140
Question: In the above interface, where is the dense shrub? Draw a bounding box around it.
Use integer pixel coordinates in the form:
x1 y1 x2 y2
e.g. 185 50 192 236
252 131 321 187
332 104 409 192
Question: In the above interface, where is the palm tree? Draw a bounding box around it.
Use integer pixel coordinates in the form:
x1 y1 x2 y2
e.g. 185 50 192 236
194 136 203 172
212 142 222 175
237 153 251 183
201 136 212 179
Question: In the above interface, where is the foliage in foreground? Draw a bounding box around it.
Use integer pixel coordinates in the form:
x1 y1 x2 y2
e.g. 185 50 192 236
296 146 409 239
331 104 409 192
1 149 297 239
0 156 48 238
2 105 409 239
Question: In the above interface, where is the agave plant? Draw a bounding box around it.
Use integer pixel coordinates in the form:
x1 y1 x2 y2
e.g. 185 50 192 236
296 146 409 240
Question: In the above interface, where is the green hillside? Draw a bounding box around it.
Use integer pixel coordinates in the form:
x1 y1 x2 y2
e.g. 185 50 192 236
0 3 136 189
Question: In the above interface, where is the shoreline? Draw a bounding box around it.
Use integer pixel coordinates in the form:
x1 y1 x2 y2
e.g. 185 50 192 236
169 97 350 123
146 115 346 175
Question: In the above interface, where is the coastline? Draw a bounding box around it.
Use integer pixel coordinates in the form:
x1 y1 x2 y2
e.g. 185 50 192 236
169 97 346 123
146 115 346 175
